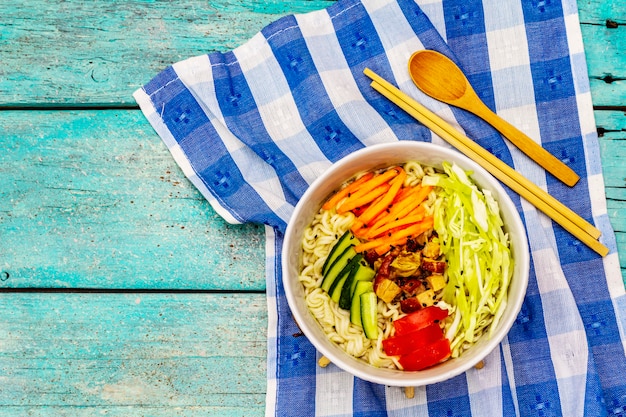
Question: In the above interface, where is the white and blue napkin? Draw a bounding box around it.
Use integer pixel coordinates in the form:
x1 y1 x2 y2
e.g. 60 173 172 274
134 0 626 415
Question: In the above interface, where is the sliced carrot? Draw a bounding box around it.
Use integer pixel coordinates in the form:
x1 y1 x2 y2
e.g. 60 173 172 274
392 186 413 204
337 183 390 214
336 167 401 212
394 185 433 219
353 206 388 235
351 170 412 236
367 204 426 237
365 212 426 240
351 198 390 235
369 185 432 229
351 203 371 217
373 218 434 255
357 186 411 229
374 238 408 256
389 170 406 186
396 185 432 213
351 221 371 237
354 237 388 254
322 172 374 210
354 216 434 254
364 186 420 228
351 194 387 236
355 168 406 226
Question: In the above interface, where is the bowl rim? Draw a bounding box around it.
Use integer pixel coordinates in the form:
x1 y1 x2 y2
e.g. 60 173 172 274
282 141 530 386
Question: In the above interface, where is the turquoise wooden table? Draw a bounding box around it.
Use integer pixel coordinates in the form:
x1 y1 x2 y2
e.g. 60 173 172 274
1 1 624 415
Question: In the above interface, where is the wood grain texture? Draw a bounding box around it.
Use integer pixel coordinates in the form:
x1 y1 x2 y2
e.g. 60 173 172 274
577 0 625 109
595 110 626 273
0 0 623 107
2 107 620 289
0 0 335 106
580 24 625 108
577 0 625 20
0 110 265 290
0 292 267 417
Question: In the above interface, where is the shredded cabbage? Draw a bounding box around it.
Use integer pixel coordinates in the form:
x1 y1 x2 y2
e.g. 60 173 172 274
424 162 514 358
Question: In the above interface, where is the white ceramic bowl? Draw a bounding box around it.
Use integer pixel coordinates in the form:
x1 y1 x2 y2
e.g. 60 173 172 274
282 141 529 386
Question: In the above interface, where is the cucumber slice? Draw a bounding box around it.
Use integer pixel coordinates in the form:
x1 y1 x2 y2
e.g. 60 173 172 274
321 246 356 293
329 254 362 303
321 230 359 276
360 292 379 340
349 261 376 298
339 259 374 310
350 281 373 326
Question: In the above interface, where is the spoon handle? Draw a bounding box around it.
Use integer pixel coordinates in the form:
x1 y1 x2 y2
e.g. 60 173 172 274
473 104 580 187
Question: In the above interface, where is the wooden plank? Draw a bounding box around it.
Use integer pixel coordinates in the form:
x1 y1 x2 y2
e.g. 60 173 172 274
0 110 265 290
1 107 624 289
595 110 626 280
596 110 626 189
0 0 334 106
577 0 626 22
581 24 626 109
0 0 623 107
577 0 626 109
0 292 267 417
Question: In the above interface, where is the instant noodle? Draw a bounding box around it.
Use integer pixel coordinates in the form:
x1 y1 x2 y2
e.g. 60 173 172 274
298 160 514 371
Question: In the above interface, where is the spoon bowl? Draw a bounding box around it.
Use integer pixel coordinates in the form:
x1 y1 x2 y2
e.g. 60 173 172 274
408 50 469 104
408 50 579 187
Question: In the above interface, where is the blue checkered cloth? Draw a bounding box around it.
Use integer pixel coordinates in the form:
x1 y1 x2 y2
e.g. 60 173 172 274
134 0 626 415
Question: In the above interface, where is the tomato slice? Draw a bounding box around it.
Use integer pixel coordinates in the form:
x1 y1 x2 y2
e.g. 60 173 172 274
398 338 452 371
382 323 444 356
392 306 449 336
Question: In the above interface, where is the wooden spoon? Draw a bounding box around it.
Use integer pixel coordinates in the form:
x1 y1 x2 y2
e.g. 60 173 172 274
408 50 580 187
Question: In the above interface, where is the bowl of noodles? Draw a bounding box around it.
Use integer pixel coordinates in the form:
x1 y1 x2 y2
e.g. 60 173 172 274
282 141 529 387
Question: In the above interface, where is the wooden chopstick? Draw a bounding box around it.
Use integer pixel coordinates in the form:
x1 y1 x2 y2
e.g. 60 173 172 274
363 68 609 257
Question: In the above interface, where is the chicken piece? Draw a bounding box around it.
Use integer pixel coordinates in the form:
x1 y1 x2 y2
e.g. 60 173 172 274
422 257 446 274
373 253 396 292
375 278 402 303
422 237 441 259
416 289 436 308
426 274 447 292
400 278 426 296
400 297 423 313
390 251 422 277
